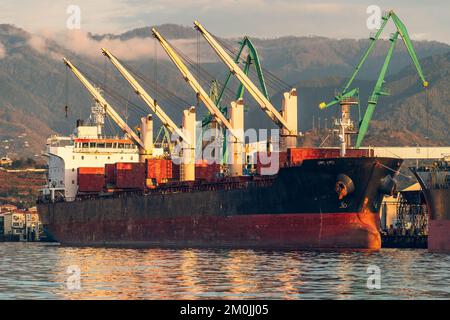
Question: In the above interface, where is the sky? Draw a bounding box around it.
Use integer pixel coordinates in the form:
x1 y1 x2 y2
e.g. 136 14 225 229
0 0 449 43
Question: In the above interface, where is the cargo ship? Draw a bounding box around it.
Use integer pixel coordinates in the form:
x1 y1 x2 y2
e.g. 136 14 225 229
37 108 402 249
412 159 450 251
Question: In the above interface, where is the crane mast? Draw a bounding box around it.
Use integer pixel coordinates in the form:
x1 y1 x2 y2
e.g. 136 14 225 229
151 28 241 143
63 58 146 151
101 48 191 146
193 21 296 136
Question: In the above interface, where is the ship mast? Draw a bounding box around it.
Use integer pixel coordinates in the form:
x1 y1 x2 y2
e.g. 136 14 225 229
90 88 106 136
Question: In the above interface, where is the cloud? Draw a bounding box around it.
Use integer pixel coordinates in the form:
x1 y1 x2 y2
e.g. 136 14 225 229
27 34 48 53
1 0 448 43
0 42 5 59
26 29 217 62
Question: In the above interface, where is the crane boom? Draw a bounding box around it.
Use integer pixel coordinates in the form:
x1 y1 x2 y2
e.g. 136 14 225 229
320 10 428 110
217 36 269 106
390 12 427 86
203 36 269 127
63 58 145 150
194 21 295 134
101 48 191 145
151 28 241 142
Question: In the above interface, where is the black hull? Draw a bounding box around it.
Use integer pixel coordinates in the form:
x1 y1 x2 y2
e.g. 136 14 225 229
411 168 450 251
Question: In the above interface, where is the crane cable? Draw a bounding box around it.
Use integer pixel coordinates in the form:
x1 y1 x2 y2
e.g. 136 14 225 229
166 38 237 100
154 37 158 106
116 57 194 110
212 34 293 92
196 29 201 108
64 66 69 119
425 86 430 140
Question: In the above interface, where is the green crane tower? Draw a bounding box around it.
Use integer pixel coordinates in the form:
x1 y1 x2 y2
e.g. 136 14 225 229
319 10 428 148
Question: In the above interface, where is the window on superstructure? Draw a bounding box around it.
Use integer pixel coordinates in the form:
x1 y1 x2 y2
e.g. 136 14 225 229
81 156 84 160
97 143 105 148
89 143 96 148
118 143 125 149
82 143 89 148
106 143 113 148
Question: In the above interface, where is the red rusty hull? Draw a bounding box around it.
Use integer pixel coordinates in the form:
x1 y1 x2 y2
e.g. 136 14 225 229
428 220 450 252
43 212 381 249
38 157 402 249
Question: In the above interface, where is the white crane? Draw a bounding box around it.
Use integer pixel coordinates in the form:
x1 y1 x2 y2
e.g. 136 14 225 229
101 48 191 145
193 21 298 149
63 58 149 156
151 28 242 144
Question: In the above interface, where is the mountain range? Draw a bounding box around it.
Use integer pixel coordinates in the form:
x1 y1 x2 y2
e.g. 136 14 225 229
0 23 449 159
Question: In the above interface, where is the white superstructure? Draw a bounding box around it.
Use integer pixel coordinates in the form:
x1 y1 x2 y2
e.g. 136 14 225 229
42 130 140 202
40 103 164 202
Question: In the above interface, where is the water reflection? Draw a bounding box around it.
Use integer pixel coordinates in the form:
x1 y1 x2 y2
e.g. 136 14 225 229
0 243 449 300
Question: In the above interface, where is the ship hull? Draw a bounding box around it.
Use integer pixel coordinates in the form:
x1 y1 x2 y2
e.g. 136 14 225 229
423 189 450 252
38 157 402 249
429 220 450 252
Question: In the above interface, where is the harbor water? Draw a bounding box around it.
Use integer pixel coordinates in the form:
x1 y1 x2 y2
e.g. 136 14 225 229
0 243 448 300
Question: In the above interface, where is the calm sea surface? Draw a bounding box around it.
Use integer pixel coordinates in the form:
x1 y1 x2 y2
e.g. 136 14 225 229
0 243 448 300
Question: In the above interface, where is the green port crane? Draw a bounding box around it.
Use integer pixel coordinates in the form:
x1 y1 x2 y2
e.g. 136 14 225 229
319 10 428 148
202 36 269 127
